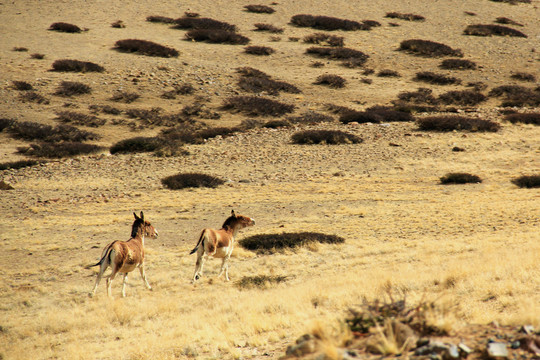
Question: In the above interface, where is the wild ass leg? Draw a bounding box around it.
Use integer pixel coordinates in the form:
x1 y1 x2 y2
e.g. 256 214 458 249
90 255 110 297
107 267 119 298
218 255 231 281
139 263 152 291
192 248 206 282
121 273 128 297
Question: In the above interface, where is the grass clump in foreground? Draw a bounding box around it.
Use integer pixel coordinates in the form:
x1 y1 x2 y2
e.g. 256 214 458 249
237 68 301 95
17 142 104 158
114 39 179 57
235 275 288 290
440 173 482 184
11 81 33 91
222 96 294 117
399 39 463 57
161 173 225 190
51 59 104 72
512 175 540 188
239 232 345 254
292 130 362 145
417 116 500 132
438 90 486 106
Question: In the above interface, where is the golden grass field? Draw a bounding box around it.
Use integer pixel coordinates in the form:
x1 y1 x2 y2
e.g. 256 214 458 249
0 0 539 359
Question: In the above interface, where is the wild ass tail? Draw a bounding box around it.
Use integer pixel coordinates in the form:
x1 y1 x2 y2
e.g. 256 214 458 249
189 230 206 255
85 243 114 269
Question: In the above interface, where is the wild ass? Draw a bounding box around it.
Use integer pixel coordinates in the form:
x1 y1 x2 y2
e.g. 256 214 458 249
190 210 255 282
87 211 158 297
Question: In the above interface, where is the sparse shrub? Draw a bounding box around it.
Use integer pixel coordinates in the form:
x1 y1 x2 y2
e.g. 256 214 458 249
0 159 43 171
30 53 45 59
363 20 381 28
13 47 28 52
303 33 344 47
465 11 477 16
311 61 324 68
385 12 425 21
290 14 369 31
399 39 463 57
464 24 527 37
17 142 103 158
48 22 83 33
110 137 163 154
306 47 369 67
489 0 531 3
0 118 14 132
8 121 99 142
288 111 334 124
504 113 540 125
88 104 122 115
324 103 356 115
244 5 275 14
184 12 200 18
488 85 539 107
54 81 91 96
440 173 482 184
467 82 488 91
236 66 270 78
340 109 413 124
222 96 294 116
11 81 33 91
185 29 250 44
110 91 140 103
146 15 176 24
495 17 523 26
510 72 536 82
253 23 283 33
414 72 461 85
161 84 195 99
111 20 125 28
236 275 287 289
239 232 345 254
114 39 179 57
314 74 346 88
174 17 237 31
244 45 275 55
440 59 477 70
161 173 225 190
51 59 105 72
397 88 438 104
438 90 486 106
292 130 362 144
238 76 300 95
377 69 400 77
512 175 540 188
417 116 500 132
55 111 106 127
18 91 50 104
263 119 291 128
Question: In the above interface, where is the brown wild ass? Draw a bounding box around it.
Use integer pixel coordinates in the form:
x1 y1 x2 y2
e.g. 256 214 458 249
190 210 255 282
88 211 158 297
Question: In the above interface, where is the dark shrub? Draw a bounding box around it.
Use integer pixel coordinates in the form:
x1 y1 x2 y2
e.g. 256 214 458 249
18 142 104 158
512 175 540 188
288 111 334 124
110 137 162 154
489 0 530 3
0 160 43 171
467 82 488 91
244 5 275 13
306 47 369 67
185 29 250 44
238 76 300 95
340 109 413 124
8 121 99 142
30 53 45 59
244 45 275 55
12 81 33 91
236 275 287 290
13 47 28 52
111 20 125 28
438 90 487 106
399 39 463 57
488 85 539 107
510 72 536 82
440 59 477 70
397 88 438 104
236 67 270 78
495 17 523 26
363 20 381 28
414 72 461 85
0 118 15 132
55 111 106 127
110 91 140 103
114 39 179 57
222 96 294 116
292 130 362 144
464 24 527 37
253 23 283 33
161 84 195 99
303 33 344 47
88 104 122 115
440 173 482 184
54 81 91 96
324 103 356 115
173 17 236 31
290 14 368 31
48 22 83 33
417 116 500 132
377 69 400 77
161 173 225 190
18 92 50 104
505 113 540 125
239 232 345 253
385 12 425 21
51 59 105 72
314 74 346 88
146 15 176 24
263 119 292 128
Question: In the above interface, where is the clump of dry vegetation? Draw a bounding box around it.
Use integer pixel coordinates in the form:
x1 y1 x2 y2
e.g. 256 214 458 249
292 130 362 145
495 17 523 26
314 74 346 88
11 80 33 91
306 47 369 67
417 116 500 132
340 109 414 124
440 59 477 70
397 88 438 105
504 113 540 125
17 142 103 158
18 91 50 104
253 23 283 33
240 232 345 254
244 4 275 14
290 14 370 31
89 104 122 115
110 136 165 154
512 175 540 188
0 118 15 131
385 12 425 21
244 45 275 55
399 39 463 57
0 159 44 171
51 59 105 72
237 72 300 95
303 33 344 47
48 22 83 33
158 125 237 145
161 173 225 190
30 53 45 59
111 20 125 28
510 72 536 82
114 39 179 57
287 111 334 124
12 47 28 52
55 111 106 127
7 121 99 142
236 275 288 290
54 81 91 96
464 24 527 37
173 17 237 31
161 84 196 99
414 72 461 85
489 85 539 107
377 69 400 77
110 91 140 103
440 173 482 184
438 90 487 106
222 96 294 116
489 0 530 3
185 29 250 44
146 15 176 24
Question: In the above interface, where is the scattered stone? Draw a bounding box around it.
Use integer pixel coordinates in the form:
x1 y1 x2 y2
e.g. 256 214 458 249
0 181 14 190
458 342 472 356
486 342 508 359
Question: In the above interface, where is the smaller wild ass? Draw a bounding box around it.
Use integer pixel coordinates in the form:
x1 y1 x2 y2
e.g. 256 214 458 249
87 211 158 297
190 210 255 282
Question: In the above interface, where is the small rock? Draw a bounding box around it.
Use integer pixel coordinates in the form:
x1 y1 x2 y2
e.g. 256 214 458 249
458 343 473 356
521 325 535 335
0 180 14 190
486 342 508 359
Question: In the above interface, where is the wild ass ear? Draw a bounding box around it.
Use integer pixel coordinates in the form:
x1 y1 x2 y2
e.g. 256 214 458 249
140 211 144 221
134 212 139 220
231 209 236 217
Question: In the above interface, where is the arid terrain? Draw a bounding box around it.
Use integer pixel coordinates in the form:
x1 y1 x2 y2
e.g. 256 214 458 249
0 0 539 359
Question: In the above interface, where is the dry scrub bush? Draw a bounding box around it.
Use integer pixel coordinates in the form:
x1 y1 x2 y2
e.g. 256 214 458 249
438 90 486 106
303 33 344 47
314 74 346 88
89 104 122 115
306 47 369 67
495 17 523 26
504 113 539 125
30 53 45 59
253 23 283 33
464 24 527 37
290 14 370 31
0 159 43 171
399 40 463 57
111 20 125 28
48 22 83 33
263 119 291 128
11 81 33 91
7 121 99 142
17 142 103 158
110 137 164 154
125 108 196 127
238 76 300 95
385 12 425 21
287 111 334 124
114 39 179 57
239 232 345 254
146 15 176 24
340 109 413 124
174 17 237 31
417 116 500 132
0 118 14 131
54 81 91 96
161 173 225 190
12 47 28 52
18 91 50 104
489 85 539 107
489 0 530 3
185 29 250 44
51 59 104 72
377 70 400 77
159 126 237 145
512 175 540 188
440 59 477 70
397 88 438 104
161 84 196 99
55 111 106 127
414 72 461 85
244 5 275 14
110 91 140 103
236 275 287 290
244 45 275 55
222 96 294 116
510 72 536 82
440 173 482 184
292 130 362 145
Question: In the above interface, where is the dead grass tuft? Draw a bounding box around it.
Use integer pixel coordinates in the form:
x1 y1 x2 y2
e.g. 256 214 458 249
238 75 300 95
239 232 345 253
235 275 288 290
314 74 346 88
495 17 523 26
489 85 539 107
7 121 99 142
110 91 140 103
244 45 275 55
146 15 176 24
489 0 530 3
464 24 527 37
511 175 540 188
18 91 50 104
88 104 122 115
399 39 463 57
17 142 104 158
244 5 275 14
174 17 237 31
292 130 362 145
504 113 539 125
303 33 344 47
114 39 179 57
417 116 500 132
414 72 461 85
397 88 438 104
161 173 225 190
51 59 105 72
222 96 294 116
510 72 536 82
290 14 371 31
30 53 45 59
440 173 482 184
306 47 369 67
185 29 250 45
340 109 413 124
253 23 283 33
377 69 400 77
11 80 34 91
287 111 334 124
440 59 477 70
385 12 425 21
0 159 44 171
438 90 487 106
54 81 91 96
48 22 83 33
55 111 106 127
